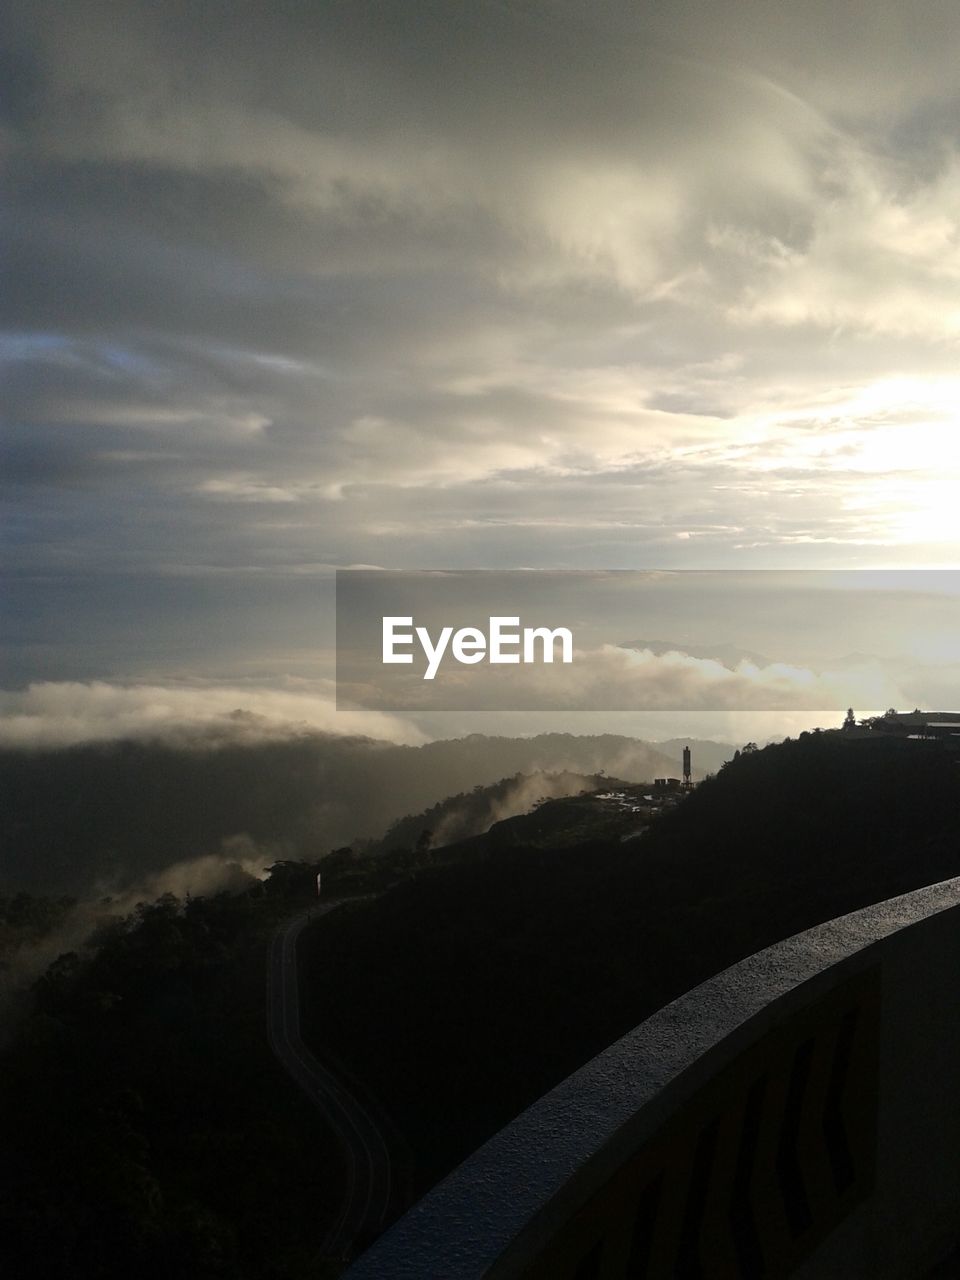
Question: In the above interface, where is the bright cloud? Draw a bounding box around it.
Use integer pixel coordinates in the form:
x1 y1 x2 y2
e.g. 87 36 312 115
4 0 960 697
0 682 425 748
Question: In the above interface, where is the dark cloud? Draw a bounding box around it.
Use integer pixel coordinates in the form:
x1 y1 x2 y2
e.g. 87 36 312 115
2 0 960 695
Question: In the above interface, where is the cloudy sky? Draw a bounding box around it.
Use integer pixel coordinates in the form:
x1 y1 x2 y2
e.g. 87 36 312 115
3 0 960 735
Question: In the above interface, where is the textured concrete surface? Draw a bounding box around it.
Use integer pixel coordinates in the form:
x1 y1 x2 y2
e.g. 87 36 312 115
341 875 960 1280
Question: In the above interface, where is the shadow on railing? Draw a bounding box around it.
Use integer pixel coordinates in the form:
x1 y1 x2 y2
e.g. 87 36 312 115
343 876 960 1280
523 970 880 1280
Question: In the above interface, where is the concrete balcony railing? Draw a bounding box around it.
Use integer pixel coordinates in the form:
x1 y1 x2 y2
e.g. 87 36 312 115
343 875 960 1279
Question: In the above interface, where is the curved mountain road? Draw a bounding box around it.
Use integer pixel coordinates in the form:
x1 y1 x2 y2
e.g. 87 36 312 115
267 904 396 1257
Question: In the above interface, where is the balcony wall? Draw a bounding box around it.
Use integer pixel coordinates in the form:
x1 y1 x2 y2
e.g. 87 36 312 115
343 875 960 1279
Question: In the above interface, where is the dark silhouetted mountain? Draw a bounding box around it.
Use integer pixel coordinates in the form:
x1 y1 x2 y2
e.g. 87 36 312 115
366 770 618 856
0 733 683 894
299 730 960 1188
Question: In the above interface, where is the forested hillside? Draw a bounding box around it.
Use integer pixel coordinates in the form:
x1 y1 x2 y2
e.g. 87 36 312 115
299 732 960 1186
0 732 688 893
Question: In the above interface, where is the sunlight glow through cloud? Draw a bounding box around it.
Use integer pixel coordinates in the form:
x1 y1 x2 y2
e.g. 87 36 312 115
5 0 960 705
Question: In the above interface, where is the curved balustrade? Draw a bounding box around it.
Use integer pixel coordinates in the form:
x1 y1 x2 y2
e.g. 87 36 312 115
343 875 960 1279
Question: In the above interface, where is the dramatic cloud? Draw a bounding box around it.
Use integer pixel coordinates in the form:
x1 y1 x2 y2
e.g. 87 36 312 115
0 681 425 748
342 641 913 713
3 0 960 698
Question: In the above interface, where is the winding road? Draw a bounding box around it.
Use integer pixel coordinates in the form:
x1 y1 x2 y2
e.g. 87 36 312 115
266 904 396 1257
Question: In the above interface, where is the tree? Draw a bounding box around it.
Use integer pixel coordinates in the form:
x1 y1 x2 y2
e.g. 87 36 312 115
263 860 318 897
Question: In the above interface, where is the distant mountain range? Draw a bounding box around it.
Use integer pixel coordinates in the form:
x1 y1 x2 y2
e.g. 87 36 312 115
653 737 738 775
0 731 732 895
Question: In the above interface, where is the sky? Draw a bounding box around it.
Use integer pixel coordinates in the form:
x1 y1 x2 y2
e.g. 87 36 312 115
3 0 960 741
